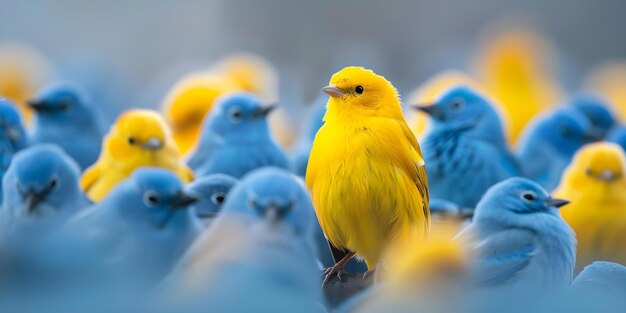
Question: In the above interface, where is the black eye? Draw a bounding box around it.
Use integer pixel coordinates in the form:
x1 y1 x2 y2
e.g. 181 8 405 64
229 108 243 121
522 193 535 201
450 98 465 110
144 192 159 206
355 86 364 94
49 177 58 189
128 137 136 145
211 193 226 205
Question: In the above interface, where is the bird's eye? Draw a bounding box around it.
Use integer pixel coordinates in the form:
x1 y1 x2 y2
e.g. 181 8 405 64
355 86 364 94
211 192 226 205
450 98 465 110
49 177 58 189
522 193 535 201
143 191 159 206
229 108 243 122
128 137 136 145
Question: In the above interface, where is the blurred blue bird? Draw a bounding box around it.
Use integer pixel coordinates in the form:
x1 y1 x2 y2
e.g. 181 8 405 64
572 261 626 295
172 167 323 313
607 126 626 152
290 95 326 177
0 144 88 242
186 174 238 227
517 108 602 191
0 99 28 203
415 86 518 209
65 168 202 280
458 177 575 289
186 93 289 178
566 94 616 139
27 82 106 169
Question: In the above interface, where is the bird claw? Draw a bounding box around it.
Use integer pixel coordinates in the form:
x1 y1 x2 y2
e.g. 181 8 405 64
322 264 347 285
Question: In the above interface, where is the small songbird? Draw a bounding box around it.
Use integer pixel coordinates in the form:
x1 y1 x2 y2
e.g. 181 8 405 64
27 82 106 169
0 144 88 241
68 168 201 280
81 109 193 202
554 143 626 270
416 86 518 209
566 94 616 139
186 174 238 227
458 177 575 289
306 67 430 281
187 93 289 178
517 108 602 191
172 168 322 313
0 99 28 200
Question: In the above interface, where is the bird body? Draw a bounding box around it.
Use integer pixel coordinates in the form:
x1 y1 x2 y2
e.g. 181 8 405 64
81 109 193 202
0 99 27 203
306 67 429 268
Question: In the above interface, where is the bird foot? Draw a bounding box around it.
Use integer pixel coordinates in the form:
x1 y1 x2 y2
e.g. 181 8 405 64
322 264 347 284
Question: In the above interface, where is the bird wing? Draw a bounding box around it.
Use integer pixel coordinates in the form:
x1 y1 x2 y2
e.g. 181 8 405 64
80 164 101 192
398 121 430 217
469 228 537 287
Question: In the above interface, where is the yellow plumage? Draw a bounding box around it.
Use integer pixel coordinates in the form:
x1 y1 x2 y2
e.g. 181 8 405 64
306 67 429 268
81 109 193 202
554 142 626 270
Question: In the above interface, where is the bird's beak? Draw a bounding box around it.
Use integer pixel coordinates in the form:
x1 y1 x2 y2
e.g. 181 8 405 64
254 104 277 118
413 103 444 119
322 85 345 98
263 205 280 225
26 99 46 112
545 197 570 209
171 192 198 208
141 137 163 150
597 170 621 182
23 191 44 216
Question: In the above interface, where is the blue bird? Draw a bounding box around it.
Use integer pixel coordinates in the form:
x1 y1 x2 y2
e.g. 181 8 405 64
0 144 88 242
458 177 575 289
415 86 518 209
517 108 602 191
607 126 626 152
290 95 326 177
566 94 616 139
27 82 106 169
172 167 323 313
65 168 202 280
186 93 289 178
186 174 238 227
0 99 27 203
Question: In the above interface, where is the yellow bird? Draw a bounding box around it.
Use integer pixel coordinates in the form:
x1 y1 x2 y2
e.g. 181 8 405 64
554 142 626 270
81 109 193 202
306 67 430 280
586 62 626 121
474 27 563 143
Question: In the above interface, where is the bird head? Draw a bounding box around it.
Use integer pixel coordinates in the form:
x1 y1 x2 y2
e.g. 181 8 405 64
106 109 175 162
568 94 616 138
322 66 403 120
102 168 198 231
475 177 570 226
206 93 276 141
0 99 27 149
540 109 603 156
186 174 238 226
2 144 82 220
27 81 97 128
221 167 314 237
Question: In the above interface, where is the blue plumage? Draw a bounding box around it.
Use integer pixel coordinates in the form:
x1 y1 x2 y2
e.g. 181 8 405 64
186 173 238 227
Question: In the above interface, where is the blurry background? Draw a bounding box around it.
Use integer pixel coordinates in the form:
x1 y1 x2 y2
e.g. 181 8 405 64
1 0 625 119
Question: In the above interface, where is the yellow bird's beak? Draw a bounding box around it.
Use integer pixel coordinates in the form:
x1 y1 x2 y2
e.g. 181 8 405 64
142 137 164 150
322 85 345 97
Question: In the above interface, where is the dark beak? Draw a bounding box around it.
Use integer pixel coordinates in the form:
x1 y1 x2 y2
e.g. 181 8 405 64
24 192 41 216
254 104 277 118
322 85 345 97
26 99 45 111
263 205 280 225
171 192 198 208
546 197 570 208
413 104 444 120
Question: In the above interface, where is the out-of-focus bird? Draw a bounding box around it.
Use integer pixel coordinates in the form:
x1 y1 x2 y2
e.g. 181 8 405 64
416 86 517 209
565 94 616 139
474 28 563 143
172 168 322 313
0 144 88 241
586 62 626 121
27 82 106 169
68 168 201 279
186 174 238 227
517 108 602 191
306 67 430 281
458 177 575 289
0 43 53 123
81 109 193 202
554 143 626 270
571 261 626 295
290 95 327 177
0 99 28 197
187 93 289 178
607 126 626 152
162 72 239 154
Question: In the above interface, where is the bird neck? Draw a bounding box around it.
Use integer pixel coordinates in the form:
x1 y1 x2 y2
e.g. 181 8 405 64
324 98 405 126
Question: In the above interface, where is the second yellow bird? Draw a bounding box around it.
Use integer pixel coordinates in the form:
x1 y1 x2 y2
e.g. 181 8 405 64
306 67 430 278
81 109 194 202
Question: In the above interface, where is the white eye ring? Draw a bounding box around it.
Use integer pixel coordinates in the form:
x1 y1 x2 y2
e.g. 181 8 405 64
521 192 536 202
228 107 243 122
143 190 159 207
211 192 226 205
